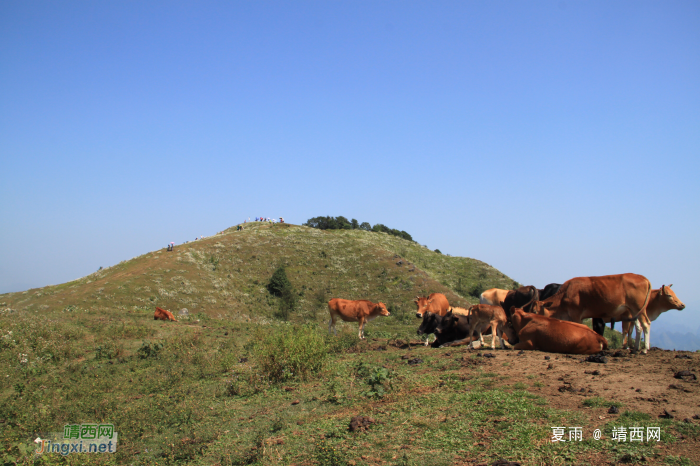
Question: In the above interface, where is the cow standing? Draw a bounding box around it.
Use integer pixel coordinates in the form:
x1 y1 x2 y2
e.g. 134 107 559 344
413 293 450 318
597 285 685 353
440 304 510 349
413 293 450 346
479 288 510 307
328 299 390 339
538 274 652 333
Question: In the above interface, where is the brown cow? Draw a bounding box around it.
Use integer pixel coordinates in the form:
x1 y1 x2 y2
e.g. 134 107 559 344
448 304 510 349
601 285 685 354
505 308 608 354
154 307 178 322
479 288 510 307
328 299 390 339
538 273 652 331
413 293 450 318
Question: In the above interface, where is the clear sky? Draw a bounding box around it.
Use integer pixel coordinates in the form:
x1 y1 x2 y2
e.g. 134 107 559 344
1 1 699 329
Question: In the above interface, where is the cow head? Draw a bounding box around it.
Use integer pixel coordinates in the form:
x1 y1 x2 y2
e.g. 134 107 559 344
376 302 391 316
417 311 440 335
414 296 431 318
660 285 685 310
532 301 548 314
501 322 516 345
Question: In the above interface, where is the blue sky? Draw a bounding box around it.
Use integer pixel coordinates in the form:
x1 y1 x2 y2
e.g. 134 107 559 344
1 1 699 330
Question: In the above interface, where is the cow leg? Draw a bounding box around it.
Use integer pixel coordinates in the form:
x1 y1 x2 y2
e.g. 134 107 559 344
490 321 497 349
637 316 651 354
633 320 642 352
496 325 509 349
468 322 478 349
621 321 631 349
358 318 366 339
328 314 337 336
513 340 535 351
440 337 472 348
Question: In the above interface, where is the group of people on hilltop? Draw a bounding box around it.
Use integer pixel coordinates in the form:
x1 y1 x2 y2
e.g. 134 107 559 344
252 217 284 223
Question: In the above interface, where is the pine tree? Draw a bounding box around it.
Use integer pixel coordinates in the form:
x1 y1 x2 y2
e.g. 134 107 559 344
268 265 292 296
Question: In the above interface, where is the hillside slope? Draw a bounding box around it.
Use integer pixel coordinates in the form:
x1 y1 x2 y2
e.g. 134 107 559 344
1 222 518 321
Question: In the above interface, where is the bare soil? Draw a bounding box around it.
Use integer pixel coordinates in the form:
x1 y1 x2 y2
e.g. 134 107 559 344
452 344 700 465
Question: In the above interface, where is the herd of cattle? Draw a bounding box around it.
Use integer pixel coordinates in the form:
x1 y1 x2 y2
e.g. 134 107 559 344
327 273 686 355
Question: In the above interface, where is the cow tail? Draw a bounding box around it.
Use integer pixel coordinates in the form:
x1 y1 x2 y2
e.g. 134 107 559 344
640 278 652 315
522 288 539 313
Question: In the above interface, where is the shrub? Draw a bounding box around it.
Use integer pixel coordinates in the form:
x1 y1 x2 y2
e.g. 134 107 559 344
137 341 163 359
469 282 486 299
268 265 298 320
268 265 292 297
94 341 121 360
253 324 329 382
304 216 414 241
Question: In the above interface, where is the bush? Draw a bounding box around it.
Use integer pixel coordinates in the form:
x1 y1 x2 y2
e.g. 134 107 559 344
268 265 298 320
254 324 329 382
137 341 163 359
304 216 414 241
268 265 292 297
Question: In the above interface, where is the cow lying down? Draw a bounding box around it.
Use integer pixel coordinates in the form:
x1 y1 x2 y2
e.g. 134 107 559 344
416 306 470 347
416 311 478 348
437 305 511 349
507 308 608 354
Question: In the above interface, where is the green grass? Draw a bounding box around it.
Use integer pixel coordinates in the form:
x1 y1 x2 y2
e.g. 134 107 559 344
0 222 694 465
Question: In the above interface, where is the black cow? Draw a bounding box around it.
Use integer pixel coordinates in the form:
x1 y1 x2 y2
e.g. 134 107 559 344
418 310 489 348
501 285 539 322
538 283 562 301
434 311 479 348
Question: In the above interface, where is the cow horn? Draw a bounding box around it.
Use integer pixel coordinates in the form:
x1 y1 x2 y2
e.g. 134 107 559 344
669 284 673 287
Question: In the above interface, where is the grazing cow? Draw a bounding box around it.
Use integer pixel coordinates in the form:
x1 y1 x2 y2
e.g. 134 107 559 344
413 293 450 318
501 286 540 321
507 308 608 354
598 285 685 353
154 307 178 322
479 288 510 307
328 299 390 339
538 274 652 347
538 283 562 301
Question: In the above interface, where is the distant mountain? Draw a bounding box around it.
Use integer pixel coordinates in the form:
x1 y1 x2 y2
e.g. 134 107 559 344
648 330 700 352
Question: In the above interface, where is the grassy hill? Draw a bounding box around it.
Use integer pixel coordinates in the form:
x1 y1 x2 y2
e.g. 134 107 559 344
1 221 517 326
3 222 690 466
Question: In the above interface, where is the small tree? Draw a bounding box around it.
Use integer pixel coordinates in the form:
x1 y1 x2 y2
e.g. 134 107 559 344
268 265 297 320
268 265 292 297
